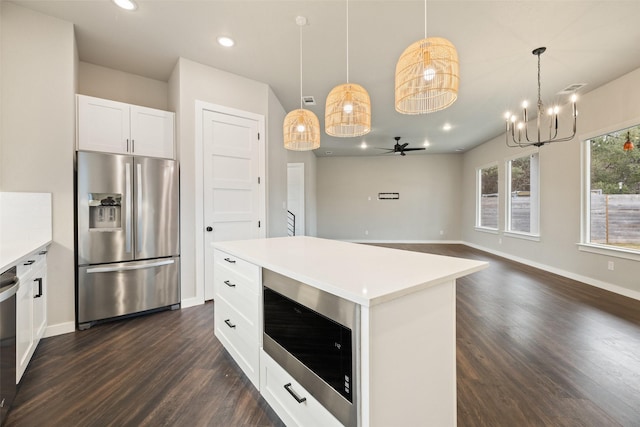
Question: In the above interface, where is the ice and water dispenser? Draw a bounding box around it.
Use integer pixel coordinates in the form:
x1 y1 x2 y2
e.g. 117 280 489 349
88 193 122 230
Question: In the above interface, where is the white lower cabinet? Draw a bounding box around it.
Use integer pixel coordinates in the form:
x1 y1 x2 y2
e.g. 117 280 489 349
260 351 343 427
213 249 260 388
16 249 47 383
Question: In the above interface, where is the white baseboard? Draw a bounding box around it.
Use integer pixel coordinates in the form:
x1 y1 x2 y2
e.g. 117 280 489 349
463 241 640 302
181 296 204 309
44 321 76 338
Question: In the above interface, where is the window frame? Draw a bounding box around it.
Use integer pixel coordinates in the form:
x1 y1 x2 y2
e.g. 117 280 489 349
475 162 500 232
579 120 640 261
504 150 540 239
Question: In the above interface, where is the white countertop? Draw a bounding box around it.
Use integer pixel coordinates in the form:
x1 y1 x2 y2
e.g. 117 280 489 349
0 192 52 272
214 236 488 307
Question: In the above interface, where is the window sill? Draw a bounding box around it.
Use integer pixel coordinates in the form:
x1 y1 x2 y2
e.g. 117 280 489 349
504 231 540 242
577 243 640 262
475 227 499 235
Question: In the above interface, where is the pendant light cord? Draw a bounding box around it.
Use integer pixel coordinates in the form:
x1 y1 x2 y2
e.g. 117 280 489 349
424 0 427 38
299 24 303 109
346 0 350 83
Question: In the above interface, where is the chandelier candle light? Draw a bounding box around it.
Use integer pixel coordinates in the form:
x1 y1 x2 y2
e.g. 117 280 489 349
284 16 320 151
505 47 578 148
325 0 371 137
394 0 459 114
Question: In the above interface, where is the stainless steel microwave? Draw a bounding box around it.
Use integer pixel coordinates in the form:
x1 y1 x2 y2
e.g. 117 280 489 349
262 269 359 427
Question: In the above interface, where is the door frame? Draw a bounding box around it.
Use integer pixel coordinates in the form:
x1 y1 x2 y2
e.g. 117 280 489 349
194 100 266 305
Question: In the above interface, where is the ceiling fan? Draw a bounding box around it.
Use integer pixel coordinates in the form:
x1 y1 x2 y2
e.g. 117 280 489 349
377 137 426 156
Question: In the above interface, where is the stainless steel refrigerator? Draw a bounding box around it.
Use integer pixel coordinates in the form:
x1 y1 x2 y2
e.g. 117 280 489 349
76 151 180 330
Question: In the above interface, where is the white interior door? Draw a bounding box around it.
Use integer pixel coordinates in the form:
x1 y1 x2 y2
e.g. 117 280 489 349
203 109 264 300
287 163 305 236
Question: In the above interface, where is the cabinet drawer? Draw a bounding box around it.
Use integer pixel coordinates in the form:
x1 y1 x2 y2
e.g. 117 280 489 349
215 298 259 387
214 249 259 286
215 268 259 324
260 351 344 427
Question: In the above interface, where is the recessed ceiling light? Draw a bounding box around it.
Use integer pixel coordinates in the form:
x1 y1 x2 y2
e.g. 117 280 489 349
443 123 452 131
455 147 464 152
360 142 367 149
112 0 137 11
423 140 430 147
217 36 235 48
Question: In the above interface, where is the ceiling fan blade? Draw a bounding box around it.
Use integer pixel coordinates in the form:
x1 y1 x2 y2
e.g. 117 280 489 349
402 147 426 152
401 142 409 149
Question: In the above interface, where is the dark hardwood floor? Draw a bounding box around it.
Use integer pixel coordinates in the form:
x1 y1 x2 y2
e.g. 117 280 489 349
6 244 640 426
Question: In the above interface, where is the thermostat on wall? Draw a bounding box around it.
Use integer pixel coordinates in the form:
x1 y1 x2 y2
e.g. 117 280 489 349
378 193 399 200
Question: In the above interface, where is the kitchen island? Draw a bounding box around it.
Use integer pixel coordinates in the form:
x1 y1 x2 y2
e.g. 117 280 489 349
213 236 488 427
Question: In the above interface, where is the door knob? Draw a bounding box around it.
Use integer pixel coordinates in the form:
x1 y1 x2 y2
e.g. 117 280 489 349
206 226 213 232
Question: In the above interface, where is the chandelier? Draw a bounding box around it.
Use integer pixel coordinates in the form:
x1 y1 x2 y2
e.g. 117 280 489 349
325 0 371 137
394 0 459 114
284 16 320 151
505 47 577 148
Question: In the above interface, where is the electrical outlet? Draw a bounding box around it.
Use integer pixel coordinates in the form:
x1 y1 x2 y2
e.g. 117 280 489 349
365 230 369 235
608 261 614 271
498 238 502 245
440 230 444 236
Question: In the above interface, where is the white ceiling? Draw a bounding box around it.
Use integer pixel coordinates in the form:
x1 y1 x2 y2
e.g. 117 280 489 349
13 0 640 156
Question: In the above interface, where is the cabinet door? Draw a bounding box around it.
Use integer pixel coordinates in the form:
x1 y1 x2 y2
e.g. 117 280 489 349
130 105 174 159
77 95 130 154
32 257 47 342
16 277 34 383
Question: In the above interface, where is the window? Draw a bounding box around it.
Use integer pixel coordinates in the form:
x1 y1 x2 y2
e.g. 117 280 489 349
477 164 499 229
585 124 640 252
506 153 539 235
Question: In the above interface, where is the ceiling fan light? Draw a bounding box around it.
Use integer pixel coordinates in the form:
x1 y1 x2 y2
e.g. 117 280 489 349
395 37 459 114
325 83 371 137
284 109 320 151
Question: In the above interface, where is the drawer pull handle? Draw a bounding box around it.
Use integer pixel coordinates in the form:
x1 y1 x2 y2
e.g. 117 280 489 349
224 319 236 329
34 278 43 298
284 383 307 403
24 260 36 266
224 280 236 288
224 257 236 264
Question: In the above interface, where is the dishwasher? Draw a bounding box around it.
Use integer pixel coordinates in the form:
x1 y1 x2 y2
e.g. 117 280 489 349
0 266 18 425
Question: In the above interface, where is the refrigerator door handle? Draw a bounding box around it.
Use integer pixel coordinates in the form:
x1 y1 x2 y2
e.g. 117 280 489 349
137 162 143 254
86 259 175 274
125 162 132 253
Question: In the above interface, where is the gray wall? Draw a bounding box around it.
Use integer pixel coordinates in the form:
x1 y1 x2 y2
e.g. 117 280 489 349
461 66 640 298
317 154 462 242
1 3 77 334
267 86 288 238
169 57 289 304
78 62 169 110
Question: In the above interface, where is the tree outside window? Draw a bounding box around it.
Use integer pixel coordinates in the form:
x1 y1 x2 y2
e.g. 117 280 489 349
507 153 539 235
478 165 499 229
587 125 640 251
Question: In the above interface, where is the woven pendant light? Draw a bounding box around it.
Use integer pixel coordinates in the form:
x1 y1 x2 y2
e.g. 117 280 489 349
284 16 320 151
325 0 371 137
284 109 321 151
394 1 459 114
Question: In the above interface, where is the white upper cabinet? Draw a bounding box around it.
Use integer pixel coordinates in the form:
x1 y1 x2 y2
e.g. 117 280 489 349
77 95 175 159
130 105 175 159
